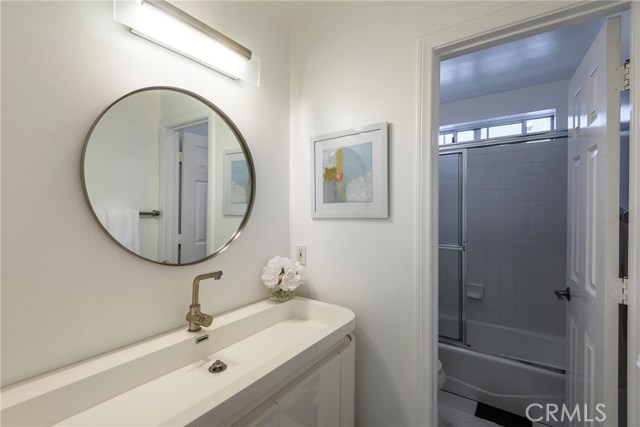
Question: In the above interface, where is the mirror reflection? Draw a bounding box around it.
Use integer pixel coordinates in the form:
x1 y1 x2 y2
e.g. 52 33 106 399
82 88 254 265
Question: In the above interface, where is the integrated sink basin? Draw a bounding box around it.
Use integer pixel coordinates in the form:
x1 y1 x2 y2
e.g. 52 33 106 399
0 297 355 426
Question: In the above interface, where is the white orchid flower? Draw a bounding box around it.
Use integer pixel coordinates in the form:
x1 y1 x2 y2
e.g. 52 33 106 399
262 256 303 292
261 264 282 288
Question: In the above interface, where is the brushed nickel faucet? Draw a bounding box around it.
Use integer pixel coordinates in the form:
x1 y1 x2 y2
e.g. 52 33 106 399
186 271 223 332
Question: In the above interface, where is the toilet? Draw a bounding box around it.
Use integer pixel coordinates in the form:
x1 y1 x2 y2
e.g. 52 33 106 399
438 360 446 388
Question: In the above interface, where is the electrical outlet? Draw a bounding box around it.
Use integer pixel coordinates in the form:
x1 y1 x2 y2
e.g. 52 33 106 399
296 245 307 266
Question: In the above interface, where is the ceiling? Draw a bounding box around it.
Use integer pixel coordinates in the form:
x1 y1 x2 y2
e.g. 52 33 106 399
440 18 604 103
250 2 607 104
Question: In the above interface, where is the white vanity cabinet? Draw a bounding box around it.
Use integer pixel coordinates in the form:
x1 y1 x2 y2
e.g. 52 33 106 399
277 354 341 427
236 336 355 427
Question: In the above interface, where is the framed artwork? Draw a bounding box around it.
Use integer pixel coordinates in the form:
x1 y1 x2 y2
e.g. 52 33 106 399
223 149 250 215
311 122 388 218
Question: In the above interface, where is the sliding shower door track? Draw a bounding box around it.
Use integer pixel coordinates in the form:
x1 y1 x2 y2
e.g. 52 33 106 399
438 338 566 375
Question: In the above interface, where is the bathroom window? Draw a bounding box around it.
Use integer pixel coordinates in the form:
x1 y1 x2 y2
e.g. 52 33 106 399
439 110 555 145
487 122 522 138
526 116 553 133
439 132 455 145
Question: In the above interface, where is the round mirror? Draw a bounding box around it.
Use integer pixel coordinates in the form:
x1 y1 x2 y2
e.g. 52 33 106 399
82 87 255 265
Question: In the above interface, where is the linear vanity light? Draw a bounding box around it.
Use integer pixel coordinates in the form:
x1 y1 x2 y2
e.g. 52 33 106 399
113 0 260 86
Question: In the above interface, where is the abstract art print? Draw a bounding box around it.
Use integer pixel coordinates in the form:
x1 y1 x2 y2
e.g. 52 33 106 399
322 142 373 204
311 122 388 218
223 150 250 215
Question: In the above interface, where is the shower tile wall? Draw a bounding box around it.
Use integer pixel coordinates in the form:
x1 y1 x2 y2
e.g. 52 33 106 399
466 140 567 338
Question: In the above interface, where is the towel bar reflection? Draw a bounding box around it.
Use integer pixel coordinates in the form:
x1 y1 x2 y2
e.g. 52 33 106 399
140 210 160 217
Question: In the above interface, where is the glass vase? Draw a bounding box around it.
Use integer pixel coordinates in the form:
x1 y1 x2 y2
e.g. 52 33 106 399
269 288 295 302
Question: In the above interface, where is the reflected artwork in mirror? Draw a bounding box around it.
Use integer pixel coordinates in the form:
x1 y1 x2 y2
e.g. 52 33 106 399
82 87 255 265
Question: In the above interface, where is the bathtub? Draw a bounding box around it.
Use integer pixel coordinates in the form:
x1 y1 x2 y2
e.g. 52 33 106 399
466 319 565 370
438 318 566 418
439 315 565 369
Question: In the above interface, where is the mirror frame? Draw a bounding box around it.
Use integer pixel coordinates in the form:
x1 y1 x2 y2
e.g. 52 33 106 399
80 86 256 265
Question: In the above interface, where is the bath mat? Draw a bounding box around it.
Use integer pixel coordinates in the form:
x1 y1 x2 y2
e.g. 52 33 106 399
475 402 532 427
438 404 501 427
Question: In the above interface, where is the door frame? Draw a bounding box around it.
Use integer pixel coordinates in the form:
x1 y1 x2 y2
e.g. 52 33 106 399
418 2 640 426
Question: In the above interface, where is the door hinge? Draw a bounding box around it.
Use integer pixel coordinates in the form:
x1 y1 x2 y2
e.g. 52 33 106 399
621 277 628 305
612 59 630 92
623 59 630 91
177 234 182 244
178 151 184 162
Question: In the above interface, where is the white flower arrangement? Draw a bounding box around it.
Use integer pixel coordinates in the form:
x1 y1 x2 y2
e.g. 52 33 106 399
261 256 302 292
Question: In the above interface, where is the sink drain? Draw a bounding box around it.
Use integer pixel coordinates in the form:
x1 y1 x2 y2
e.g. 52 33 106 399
208 360 227 373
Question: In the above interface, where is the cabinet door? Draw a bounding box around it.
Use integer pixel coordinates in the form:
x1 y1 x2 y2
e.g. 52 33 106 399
276 354 341 427
242 404 280 427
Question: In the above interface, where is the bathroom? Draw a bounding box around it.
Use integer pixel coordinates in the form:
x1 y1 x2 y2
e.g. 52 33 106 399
1 1 638 427
436 10 635 427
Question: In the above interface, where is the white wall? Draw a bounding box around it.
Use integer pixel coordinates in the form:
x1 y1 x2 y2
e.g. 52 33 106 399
1 1 289 386
288 2 579 425
440 79 570 129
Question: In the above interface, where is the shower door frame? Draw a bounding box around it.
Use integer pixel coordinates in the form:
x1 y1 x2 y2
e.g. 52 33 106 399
438 133 570 374
438 149 467 345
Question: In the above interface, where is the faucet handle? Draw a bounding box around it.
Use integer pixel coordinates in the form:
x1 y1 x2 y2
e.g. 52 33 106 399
186 304 213 332
199 313 213 327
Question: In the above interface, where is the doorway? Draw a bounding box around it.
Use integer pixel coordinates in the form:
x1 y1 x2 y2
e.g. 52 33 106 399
419 3 638 427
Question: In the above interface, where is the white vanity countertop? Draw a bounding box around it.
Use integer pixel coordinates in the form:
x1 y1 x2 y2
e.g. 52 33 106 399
1 297 355 427
59 319 327 426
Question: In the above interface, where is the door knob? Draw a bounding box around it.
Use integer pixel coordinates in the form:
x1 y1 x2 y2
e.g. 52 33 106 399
554 287 571 301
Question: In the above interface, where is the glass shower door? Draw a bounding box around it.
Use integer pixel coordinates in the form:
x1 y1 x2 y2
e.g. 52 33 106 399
438 151 465 341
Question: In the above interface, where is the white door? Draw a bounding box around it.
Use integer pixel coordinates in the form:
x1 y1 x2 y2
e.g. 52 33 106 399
181 129 209 263
565 16 622 427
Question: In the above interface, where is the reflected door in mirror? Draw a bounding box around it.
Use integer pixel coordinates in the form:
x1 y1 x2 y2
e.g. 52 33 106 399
180 125 209 264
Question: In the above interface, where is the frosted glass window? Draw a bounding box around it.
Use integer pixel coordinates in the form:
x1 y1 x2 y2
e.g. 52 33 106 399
456 130 475 142
440 111 555 145
526 117 553 133
488 122 522 138
440 132 455 145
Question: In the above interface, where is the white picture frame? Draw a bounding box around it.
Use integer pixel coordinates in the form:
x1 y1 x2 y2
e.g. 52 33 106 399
311 122 388 218
223 149 250 216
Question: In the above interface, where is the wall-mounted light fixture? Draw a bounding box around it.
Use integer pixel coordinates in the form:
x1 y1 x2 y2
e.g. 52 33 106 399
114 0 260 86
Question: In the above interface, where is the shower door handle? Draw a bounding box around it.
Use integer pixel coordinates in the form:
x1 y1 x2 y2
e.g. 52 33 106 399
554 287 571 301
